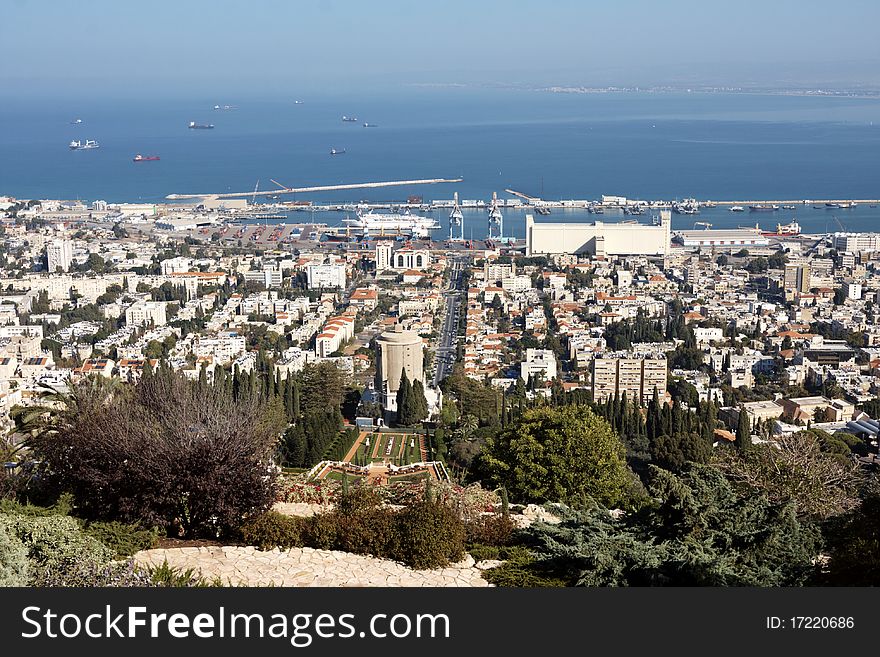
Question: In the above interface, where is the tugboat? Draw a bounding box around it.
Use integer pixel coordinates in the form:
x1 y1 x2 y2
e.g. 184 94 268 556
133 154 160 162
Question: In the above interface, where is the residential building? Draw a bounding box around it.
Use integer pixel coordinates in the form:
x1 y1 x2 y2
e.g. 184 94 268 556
46 239 73 273
592 352 668 405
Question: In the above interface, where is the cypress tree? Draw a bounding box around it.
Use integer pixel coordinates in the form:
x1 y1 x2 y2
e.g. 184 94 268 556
736 406 752 452
197 362 207 390
292 379 301 417
396 370 413 425
411 379 429 424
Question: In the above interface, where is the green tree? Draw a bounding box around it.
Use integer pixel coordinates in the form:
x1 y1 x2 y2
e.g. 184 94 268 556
395 370 415 426
481 405 630 508
489 464 820 587
410 379 429 424
735 407 751 452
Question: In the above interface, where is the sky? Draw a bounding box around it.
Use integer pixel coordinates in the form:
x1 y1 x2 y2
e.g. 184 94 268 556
1 0 879 97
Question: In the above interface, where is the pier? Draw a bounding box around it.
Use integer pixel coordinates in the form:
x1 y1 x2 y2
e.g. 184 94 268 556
165 177 464 201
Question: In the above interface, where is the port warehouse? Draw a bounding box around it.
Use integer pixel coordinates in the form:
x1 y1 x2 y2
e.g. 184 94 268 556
525 211 672 257
524 212 783 256
672 228 770 248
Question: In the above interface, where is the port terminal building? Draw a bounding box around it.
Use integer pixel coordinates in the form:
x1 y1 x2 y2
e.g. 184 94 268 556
672 227 770 249
525 211 671 257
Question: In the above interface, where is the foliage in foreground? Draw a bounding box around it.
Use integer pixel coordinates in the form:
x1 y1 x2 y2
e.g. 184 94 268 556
26 369 285 538
241 486 466 569
712 431 865 520
484 464 821 587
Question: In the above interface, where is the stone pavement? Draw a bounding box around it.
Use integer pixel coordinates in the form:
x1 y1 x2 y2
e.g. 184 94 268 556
133 546 492 587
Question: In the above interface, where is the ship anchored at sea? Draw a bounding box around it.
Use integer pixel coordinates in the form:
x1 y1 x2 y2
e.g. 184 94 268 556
69 139 99 150
188 121 215 129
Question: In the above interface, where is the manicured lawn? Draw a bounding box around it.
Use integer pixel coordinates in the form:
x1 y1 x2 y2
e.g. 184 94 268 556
342 433 425 466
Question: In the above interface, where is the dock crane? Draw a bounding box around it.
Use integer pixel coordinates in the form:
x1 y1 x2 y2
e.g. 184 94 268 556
487 191 503 240
449 191 464 241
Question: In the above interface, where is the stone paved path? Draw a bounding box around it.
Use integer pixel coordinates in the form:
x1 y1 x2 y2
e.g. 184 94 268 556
134 546 491 587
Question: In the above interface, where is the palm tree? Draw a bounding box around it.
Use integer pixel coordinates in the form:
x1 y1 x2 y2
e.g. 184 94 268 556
9 376 120 448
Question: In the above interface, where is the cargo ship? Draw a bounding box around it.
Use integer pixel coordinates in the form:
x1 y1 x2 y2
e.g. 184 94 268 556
762 220 801 236
330 148 345 155
826 201 857 209
188 121 214 129
133 154 160 162
342 211 440 239
69 139 99 150
341 116 358 122
363 122 378 127
749 204 779 211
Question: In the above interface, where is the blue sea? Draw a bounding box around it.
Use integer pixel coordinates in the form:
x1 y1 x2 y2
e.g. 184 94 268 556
2 88 879 238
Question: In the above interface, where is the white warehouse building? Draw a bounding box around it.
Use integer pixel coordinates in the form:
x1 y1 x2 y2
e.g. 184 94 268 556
526 212 671 257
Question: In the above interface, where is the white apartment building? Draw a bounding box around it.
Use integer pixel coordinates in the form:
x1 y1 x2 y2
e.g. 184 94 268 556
160 257 193 275
375 241 393 272
520 348 558 382
193 333 246 364
306 263 347 289
46 239 73 273
501 275 532 293
125 301 168 327
314 315 355 358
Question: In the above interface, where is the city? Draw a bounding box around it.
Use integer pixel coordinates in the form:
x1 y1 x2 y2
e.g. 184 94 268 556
1 190 878 588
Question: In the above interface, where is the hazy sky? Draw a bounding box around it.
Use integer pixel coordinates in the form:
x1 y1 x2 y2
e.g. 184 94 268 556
2 0 879 96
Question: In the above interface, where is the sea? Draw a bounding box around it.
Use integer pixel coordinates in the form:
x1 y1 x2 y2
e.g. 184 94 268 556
2 88 880 239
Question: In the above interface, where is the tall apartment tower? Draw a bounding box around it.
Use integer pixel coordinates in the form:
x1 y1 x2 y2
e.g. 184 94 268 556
592 353 668 405
375 241 393 273
783 263 811 299
46 239 73 273
375 323 424 413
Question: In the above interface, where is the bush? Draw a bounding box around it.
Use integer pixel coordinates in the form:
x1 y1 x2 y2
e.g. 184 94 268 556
241 487 468 570
395 500 465 569
28 370 285 538
301 513 339 550
240 511 304 550
35 560 155 587
465 514 517 547
332 488 398 557
0 522 29 586
82 521 160 558
146 561 223 587
0 514 113 585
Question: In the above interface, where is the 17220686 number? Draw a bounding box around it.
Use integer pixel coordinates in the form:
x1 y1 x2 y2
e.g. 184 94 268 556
790 617 854 629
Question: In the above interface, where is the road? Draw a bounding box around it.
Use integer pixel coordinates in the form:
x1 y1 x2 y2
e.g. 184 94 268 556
431 257 467 387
